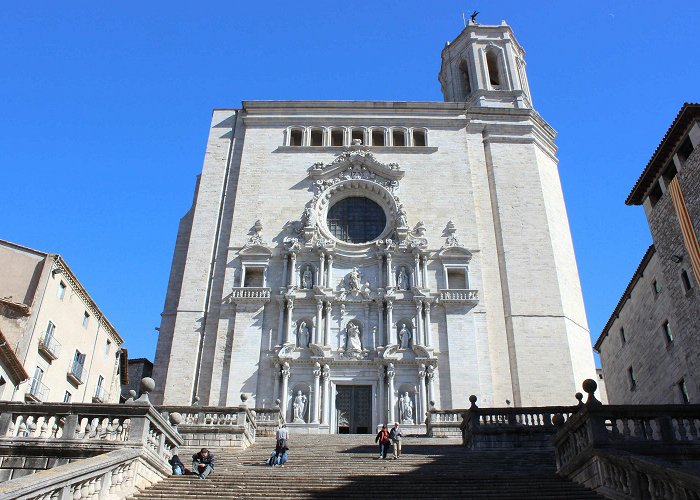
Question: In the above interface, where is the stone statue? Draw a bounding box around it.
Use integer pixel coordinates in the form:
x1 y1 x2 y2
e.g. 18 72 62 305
345 322 362 352
399 323 411 349
399 392 414 424
397 206 408 228
348 267 361 291
302 265 313 289
397 266 409 290
297 321 310 348
293 390 307 423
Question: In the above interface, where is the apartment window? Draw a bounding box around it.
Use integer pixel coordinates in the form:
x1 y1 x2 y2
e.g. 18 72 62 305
678 379 690 404
289 129 303 146
652 279 661 297
46 320 56 338
331 129 344 146
57 281 66 300
681 269 693 293
82 312 90 328
663 321 673 344
620 327 626 344
71 350 86 381
628 366 637 390
63 391 72 403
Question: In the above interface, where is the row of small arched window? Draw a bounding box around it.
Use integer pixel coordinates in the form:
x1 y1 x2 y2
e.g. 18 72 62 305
286 126 428 147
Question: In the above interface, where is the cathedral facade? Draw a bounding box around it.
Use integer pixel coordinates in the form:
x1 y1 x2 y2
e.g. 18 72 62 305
152 22 596 433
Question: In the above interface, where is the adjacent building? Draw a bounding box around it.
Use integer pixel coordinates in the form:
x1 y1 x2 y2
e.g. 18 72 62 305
152 21 597 432
0 239 125 403
595 103 700 404
121 357 153 401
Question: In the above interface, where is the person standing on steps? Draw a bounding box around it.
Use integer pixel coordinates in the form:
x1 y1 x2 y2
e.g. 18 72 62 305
375 424 391 459
275 424 289 466
389 422 403 459
192 448 215 479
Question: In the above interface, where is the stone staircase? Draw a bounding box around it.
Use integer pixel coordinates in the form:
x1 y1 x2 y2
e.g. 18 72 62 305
130 435 605 499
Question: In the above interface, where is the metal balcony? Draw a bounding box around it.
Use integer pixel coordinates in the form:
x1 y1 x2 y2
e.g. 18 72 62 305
38 332 61 361
25 377 49 402
92 385 109 403
67 360 85 385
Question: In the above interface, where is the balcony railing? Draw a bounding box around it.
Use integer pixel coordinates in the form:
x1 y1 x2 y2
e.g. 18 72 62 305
38 332 61 361
67 360 85 385
439 289 479 304
92 385 109 403
25 377 49 402
229 287 271 304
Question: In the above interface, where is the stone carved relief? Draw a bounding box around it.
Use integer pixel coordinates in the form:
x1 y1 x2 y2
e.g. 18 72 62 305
444 220 460 248
246 220 266 247
348 267 362 291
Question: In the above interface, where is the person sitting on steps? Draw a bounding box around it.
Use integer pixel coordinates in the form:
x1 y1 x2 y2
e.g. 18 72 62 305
375 424 391 460
192 448 215 479
169 454 185 475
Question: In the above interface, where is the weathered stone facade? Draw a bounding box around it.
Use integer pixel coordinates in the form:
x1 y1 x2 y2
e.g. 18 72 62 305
152 22 597 431
597 104 700 404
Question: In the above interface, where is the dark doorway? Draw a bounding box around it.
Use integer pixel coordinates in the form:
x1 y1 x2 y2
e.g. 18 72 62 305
336 385 372 434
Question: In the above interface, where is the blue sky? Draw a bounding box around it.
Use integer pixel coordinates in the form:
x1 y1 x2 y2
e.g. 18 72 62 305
2 1 699 363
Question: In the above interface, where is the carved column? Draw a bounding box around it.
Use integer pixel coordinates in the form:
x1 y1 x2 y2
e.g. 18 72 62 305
284 299 294 344
424 301 432 347
377 301 385 346
413 252 421 288
415 300 424 346
315 299 323 345
326 254 333 288
418 364 427 425
277 300 285 346
387 363 396 423
421 255 428 289
282 253 289 287
386 253 394 288
386 300 395 344
273 363 281 403
312 363 321 424
290 253 297 287
377 365 385 425
324 301 332 346
318 252 326 288
376 254 384 288
280 362 290 421
426 365 435 409
321 364 331 424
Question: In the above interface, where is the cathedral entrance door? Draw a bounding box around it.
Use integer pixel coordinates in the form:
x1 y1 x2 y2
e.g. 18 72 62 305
335 385 371 434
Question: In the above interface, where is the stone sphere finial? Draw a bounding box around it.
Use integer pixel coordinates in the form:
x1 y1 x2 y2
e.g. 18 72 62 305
582 379 602 406
135 377 155 405
575 392 584 406
125 389 137 404
469 395 478 409
429 400 435 409
274 398 281 408
240 393 249 406
192 396 200 406
169 412 182 428
552 413 565 427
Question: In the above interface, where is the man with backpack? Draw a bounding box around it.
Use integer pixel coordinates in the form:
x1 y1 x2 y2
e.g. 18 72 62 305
389 422 403 459
274 424 289 466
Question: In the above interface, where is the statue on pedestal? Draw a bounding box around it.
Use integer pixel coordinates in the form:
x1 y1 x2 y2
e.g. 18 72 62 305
345 322 362 352
293 390 307 423
399 392 414 424
297 321 310 348
397 266 409 290
302 266 313 289
398 323 411 349
348 267 361 291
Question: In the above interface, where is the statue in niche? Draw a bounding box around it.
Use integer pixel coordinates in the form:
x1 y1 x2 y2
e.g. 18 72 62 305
398 323 411 349
302 265 313 289
345 322 362 352
399 392 414 424
397 205 408 228
297 321 310 348
397 266 410 290
292 390 307 423
348 267 361 291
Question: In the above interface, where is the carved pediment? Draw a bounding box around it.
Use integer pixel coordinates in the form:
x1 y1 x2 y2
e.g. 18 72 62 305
239 244 272 257
308 149 405 182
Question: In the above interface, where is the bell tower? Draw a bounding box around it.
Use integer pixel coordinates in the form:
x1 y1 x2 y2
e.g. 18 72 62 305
439 20 533 108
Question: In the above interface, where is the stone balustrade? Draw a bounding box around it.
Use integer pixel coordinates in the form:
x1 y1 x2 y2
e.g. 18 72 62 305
438 289 478 303
460 395 577 449
230 287 271 303
427 409 466 437
158 403 257 448
252 407 284 436
553 379 700 499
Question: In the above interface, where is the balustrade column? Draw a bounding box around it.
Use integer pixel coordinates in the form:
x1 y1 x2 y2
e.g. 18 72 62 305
312 363 321 424
321 365 331 424
418 364 427 425
284 299 294 344
290 253 297 287
376 254 384 288
326 254 333 288
413 252 421 288
277 301 285 346
377 365 385 425
426 366 435 408
280 363 291 421
315 300 323 345
318 253 326 288
421 255 428 289
387 364 396 423
415 300 424 346
324 302 332 346
386 253 394 288
386 300 395 344
377 301 385 346
424 302 432 347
